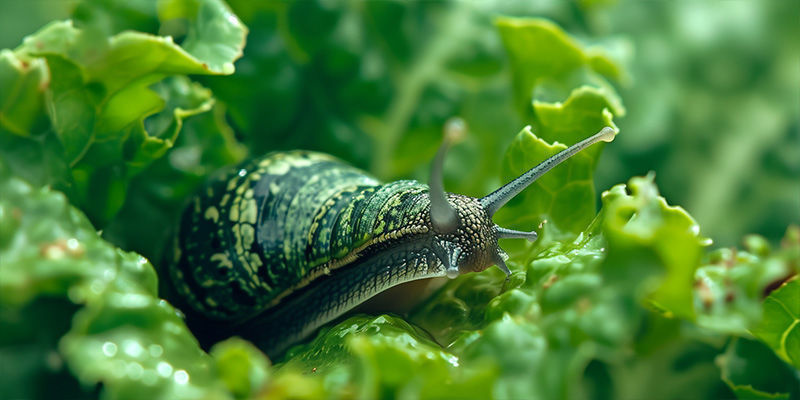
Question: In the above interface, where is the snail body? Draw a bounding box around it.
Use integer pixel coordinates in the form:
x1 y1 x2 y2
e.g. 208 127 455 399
162 123 616 357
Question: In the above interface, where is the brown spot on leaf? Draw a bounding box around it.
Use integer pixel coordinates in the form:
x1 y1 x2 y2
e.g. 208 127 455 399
724 292 735 303
39 238 85 259
695 279 713 310
542 274 558 289
763 273 796 298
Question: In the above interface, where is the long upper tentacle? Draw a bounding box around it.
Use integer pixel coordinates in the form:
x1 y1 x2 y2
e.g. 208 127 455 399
495 226 538 241
480 127 616 216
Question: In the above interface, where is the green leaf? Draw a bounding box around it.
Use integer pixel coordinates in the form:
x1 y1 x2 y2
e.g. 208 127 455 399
495 88 618 234
280 314 495 400
101 100 246 262
752 278 800 369
495 17 624 118
2 0 247 224
210 338 270 399
533 87 621 159
0 50 48 136
717 338 799 399
600 174 709 319
73 0 247 75
0 170 115 306
72 0 161 35
60 284 232 400
694 229 798 335
0 167 237 399
158 0 247 75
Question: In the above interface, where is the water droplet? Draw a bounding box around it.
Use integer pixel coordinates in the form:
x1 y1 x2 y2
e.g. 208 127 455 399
148 344 163 358
102 342 117 357
447 355 460 367
43 245 65 259
174 369 189 384
157 361 173 377
120 293 150 308
238 169 247 177
122 340 144 358
446 268 459 279
127 362 144 380
164 321 183 334
103 269 116 281
90 280 104 295
66 238 80 250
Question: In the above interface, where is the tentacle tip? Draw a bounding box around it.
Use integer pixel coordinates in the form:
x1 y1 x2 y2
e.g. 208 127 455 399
444 117 467 143
496 226 539 242
494 251 511 277
599 127 617 143
497 262 511 277
446 267 460 279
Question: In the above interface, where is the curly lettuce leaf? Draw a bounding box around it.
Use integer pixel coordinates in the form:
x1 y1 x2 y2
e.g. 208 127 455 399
277 314 495 400
209 338 270 399
492 17 624 237
101 99 246 262
600 174 710 319
717 338 799 399
694 229 799 335
495 90 618 234
752 277 800 369
495 17 625 119
0 165 235 399
61 288 231 400
0 0 246 225
74 0 246 74
0 50 48 136
157 0 245 74
0 165 124 307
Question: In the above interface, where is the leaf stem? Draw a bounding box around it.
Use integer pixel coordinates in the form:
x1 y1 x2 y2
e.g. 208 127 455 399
370 3 472 178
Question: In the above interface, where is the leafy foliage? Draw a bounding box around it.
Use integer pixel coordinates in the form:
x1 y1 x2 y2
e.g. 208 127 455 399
0 0 245 226
1 1 798 400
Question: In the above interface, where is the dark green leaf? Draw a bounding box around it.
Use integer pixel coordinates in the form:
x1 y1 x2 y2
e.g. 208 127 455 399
717 338 799 399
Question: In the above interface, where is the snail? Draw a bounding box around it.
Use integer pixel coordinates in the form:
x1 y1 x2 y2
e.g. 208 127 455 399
161 121 616 358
